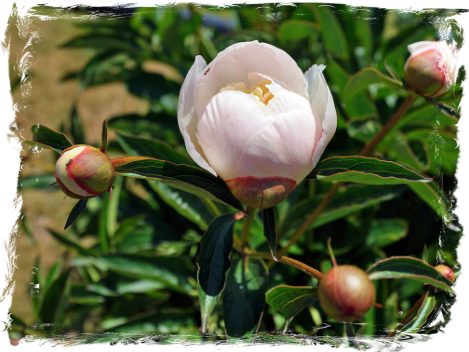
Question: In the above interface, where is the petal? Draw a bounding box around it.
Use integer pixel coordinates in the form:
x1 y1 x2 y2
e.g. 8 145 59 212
404 41 438 70
236 107 319 183
196 90 275 180
195 41 308 117
177 55 216 175
305 65 337 167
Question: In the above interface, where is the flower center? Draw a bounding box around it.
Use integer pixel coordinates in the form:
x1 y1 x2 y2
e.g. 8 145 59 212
219 79 274 106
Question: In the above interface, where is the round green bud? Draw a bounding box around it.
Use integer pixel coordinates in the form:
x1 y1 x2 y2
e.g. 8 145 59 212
54 145 114 199
318 265 375 322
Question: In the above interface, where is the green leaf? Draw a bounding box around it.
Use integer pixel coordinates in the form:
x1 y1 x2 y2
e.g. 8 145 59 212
397 291 436 336
148 181 210 231
116 133 192 165
431 100 469 135
31 124 73 153
448 320 467 352
86 255 195 294
70 105 86 145
316 6 349 58
409 181 452 224
48 229 97 257
101 120 108 152
345 323 363 352
395 104 458 131
388 132 429 171
39 269 71 330
74 312 194 352
254 333 347 352
60 34 141 53
18 174 57 190
262 208 278 260
223 257 269 337
346 119 382 144
310 156 432 185
453 255 469 279
196 213 238 333
365 219 408 248
405 129 458 176
64 199 88 230
265 285 317 321
281 185 406 234
112 157 243 211
0 72 34 103
367 256 454 294
278 20 318 42
43 261 63 294
344 68 401 100
126 71 180 100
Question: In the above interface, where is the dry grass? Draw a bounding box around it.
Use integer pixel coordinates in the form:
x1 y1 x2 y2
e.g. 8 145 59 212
9 13 148 324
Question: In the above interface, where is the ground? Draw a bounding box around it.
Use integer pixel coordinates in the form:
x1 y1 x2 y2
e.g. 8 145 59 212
0 0 146 321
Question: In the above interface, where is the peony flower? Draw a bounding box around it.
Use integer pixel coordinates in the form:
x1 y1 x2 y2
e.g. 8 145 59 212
404 41 458 98
54 145 114 199
178 41 337 209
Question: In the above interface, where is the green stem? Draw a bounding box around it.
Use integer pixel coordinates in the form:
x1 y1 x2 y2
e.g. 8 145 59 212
240 206 257 247
200 197 221 217
278 93 416 257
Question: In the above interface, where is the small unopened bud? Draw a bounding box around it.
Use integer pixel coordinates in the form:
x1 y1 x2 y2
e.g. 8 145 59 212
54 145 114 199
404 41 458 98
10 340 24 352
0 196 11 210
434 264 455 284
318 265 375 322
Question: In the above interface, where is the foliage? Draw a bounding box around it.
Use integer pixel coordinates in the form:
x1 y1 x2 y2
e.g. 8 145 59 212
13 3 463 348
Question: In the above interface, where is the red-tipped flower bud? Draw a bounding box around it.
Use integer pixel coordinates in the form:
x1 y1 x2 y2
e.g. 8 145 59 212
434 264 455 284
318 265 375 322
54 145 114 199
10 340 24 352
404 41 458 98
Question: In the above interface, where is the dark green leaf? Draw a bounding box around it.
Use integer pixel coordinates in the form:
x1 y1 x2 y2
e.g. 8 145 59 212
432 101 460 119
278 20 318 42
254 333 347 352
367 256 454 294
344 68 401 100
31 124 73 153
196 213 238 333
116 133 192 165
345 323 363 352
86 255 195 294
346 119 381 143
0 72 34 103
281 185 406 234
395 104 458 131
101 120 108 152
223 257 269 337
39 269 71 328
18 174 57 190
74 313 194 352
448 320 467 352
388 132 429 171
265 285 317 321
126 71 180 100
112 157 243 211
397 291 436 336
365 219 408 248
64 199 88 230
309 156 432 185
453 255 469 279
262 208 278 260
48 229 97 257
409 181 452 224
316 6 349 58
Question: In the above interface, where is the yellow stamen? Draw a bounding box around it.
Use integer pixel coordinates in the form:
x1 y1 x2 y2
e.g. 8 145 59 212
219 79 274 106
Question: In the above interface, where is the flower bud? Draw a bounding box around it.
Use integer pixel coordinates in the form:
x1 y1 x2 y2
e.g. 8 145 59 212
10 340 24 352
54 145 114 199
434 264 455 284
404 41 458 98
318 265 375 322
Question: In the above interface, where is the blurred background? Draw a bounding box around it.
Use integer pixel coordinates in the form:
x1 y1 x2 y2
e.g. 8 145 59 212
9 3 464 346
